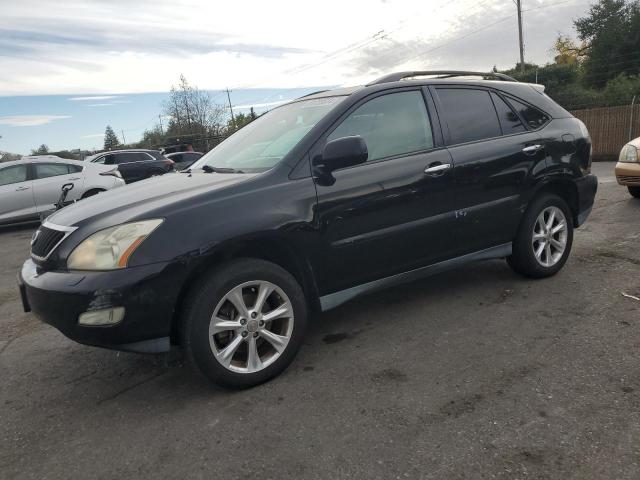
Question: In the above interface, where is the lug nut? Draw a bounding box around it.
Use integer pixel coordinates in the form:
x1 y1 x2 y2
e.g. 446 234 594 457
253 332 259 338
251 312 257 319
258 320 264 327
241 331 248 337
240 319 246 325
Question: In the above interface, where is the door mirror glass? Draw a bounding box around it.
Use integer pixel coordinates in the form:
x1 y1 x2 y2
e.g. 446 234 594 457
320 136 368 172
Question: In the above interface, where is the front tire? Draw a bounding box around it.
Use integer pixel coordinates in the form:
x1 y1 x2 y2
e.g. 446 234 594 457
507 194 573 278
628 186 640 198
182 258 308 389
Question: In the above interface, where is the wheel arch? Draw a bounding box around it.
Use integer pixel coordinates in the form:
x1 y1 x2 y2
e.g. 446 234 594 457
80 187 106 199
170 235 321 344
529 177 579 227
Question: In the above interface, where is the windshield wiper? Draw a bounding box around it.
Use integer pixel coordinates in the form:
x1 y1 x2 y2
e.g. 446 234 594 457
202 165 244 174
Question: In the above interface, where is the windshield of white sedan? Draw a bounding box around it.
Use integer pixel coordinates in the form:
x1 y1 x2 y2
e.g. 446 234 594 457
191 96 345 172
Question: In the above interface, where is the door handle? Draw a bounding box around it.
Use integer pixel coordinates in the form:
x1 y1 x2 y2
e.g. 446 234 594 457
69 177 81 180
424 163 452 175
15 186 30 191
522 144 543 155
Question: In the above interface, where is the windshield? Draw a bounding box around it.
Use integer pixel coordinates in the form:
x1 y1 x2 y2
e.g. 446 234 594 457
191 96 345 173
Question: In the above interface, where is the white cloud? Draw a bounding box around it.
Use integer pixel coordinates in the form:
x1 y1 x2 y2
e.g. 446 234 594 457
0 115 71 127
81 133 105 138
0 0 592 96
68 95 119 101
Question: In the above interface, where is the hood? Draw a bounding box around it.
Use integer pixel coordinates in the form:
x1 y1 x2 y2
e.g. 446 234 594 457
48 171 258 227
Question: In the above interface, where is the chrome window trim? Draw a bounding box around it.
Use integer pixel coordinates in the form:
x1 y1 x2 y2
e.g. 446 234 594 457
30 221 78 262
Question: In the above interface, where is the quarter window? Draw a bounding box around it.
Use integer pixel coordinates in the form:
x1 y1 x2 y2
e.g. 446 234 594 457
0 165 28 186
491 93 526 134
34 163 70 179
505 97 549 129
437 88 501 144
328 91 434 162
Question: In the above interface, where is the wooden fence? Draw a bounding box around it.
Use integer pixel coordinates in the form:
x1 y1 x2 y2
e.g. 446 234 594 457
570 104 640 161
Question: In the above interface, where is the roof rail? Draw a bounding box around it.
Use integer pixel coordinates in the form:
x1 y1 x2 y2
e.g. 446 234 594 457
367 70 518 86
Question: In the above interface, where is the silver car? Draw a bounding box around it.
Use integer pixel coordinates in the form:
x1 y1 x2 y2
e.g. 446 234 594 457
0 156 125 225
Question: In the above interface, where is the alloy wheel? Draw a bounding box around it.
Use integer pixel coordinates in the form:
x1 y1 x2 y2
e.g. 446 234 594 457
531 206 568 267
208 280 294 374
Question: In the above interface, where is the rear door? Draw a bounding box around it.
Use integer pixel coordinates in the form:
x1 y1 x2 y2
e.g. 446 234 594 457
312 88 457 294
433 86 546 255
32 162 84 213
0 164 35 223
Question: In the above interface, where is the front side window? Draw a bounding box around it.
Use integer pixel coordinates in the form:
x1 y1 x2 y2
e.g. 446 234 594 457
192 96 345 173
34 163 70 179
114 152 147 164
0 165 28 186
437 88 501 144
328 90 434 162
506 97 549 129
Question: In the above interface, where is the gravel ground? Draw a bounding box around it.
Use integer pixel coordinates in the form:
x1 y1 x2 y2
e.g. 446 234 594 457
1 162 639 479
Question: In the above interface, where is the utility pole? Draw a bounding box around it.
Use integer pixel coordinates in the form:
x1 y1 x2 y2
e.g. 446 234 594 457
158 114 164 135
225 88 236 128
516 0 525 74
121 129 126 145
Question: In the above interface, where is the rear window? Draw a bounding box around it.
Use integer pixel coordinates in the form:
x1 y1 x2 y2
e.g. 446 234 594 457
505 97 549 129
437 88 501 144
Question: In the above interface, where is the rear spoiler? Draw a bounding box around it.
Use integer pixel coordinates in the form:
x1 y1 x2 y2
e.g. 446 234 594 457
529 83 546 94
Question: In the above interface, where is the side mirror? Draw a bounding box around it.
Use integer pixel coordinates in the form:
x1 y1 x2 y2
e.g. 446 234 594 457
319 136 368 172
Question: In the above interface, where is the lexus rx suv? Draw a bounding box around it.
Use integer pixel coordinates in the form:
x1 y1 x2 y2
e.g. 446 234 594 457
19 71 597 388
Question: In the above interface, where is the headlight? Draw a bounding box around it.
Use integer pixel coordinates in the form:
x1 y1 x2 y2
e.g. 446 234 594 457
67 219 163 270
619 144 639 163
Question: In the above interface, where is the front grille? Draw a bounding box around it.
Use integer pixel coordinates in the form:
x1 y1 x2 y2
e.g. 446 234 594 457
617 175 640 185
31 226 66 259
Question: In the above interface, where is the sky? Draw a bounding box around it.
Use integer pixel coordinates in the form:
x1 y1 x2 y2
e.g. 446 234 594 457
0 0 593 154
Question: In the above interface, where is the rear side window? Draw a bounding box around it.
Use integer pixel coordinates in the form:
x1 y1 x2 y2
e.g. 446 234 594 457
114 152 150 164
34 163 70 179
505 97 549 129
328 90 434 162
0 165 28 186
68 164 83 173
437 88 501 144
491 93 526 134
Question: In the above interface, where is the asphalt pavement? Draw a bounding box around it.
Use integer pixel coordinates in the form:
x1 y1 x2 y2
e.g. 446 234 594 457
1 161 639 479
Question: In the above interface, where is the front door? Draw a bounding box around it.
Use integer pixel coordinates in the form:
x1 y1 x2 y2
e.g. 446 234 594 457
0 164 35 223
312 89 457 295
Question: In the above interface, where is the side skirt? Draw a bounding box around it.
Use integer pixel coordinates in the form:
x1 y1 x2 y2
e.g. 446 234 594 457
319 243 512 311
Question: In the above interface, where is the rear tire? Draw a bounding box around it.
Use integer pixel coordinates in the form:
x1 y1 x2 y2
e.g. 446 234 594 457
507 194 573 278
182 258 308 389
628 186 640 198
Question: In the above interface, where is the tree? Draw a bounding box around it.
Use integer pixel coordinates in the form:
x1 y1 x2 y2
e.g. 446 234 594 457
163 75 225 138
137 125 166 150
553 35 588 65
104 125 120 150
31 144 49 155
575 0 640 87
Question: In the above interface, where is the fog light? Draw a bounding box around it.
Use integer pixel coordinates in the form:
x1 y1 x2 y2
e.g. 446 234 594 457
78 307 125 326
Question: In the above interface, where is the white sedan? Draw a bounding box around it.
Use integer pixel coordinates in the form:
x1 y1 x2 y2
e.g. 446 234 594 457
0 155 125 225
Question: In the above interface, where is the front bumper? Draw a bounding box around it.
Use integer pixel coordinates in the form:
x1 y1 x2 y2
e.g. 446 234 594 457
18 259 186 353
614 162 640 186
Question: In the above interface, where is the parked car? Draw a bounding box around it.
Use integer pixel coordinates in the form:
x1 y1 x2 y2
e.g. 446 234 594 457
85 149 174 183
0 156 124 225
615 137 640 197
165 151 203 171
19 71 597 388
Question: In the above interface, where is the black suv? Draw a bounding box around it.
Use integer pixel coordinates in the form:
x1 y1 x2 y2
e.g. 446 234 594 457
19 71 597 388
86 149 174 183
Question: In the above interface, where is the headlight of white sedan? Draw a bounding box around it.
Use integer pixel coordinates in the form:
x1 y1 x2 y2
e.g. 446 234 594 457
67 219 163 270
619 144 639 163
